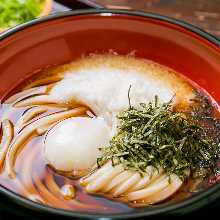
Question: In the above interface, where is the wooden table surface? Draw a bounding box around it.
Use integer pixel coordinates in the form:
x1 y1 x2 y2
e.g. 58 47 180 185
87 0 220 39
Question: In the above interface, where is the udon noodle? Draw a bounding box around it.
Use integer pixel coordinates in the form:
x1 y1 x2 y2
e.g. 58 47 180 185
0 54 219 214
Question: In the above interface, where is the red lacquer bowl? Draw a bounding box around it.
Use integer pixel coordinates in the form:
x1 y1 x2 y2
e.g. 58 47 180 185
0 9 220 219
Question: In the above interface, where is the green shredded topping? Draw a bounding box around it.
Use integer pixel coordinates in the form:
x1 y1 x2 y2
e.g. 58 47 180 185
0 0 44 28
98 96 219 180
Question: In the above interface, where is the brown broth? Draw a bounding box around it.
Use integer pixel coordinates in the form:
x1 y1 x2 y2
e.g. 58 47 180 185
0 59 220 214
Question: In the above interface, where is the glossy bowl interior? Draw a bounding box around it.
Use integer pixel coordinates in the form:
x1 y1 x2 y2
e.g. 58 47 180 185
0 9 220 219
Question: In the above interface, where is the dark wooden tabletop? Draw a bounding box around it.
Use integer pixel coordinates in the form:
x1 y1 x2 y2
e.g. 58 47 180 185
86 0 220 39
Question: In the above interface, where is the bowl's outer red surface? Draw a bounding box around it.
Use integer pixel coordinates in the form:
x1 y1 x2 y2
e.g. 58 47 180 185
0 13 220 103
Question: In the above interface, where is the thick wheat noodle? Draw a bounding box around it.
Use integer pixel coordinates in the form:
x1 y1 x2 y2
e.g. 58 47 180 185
18 143 65 204
0 120 14 169
4 86 47 104
81 164 179 205
19 107 69 134
45 172 63 198
13 178 33 199
45 173 94 209
5 107 87 178
103 171 133 193
13 95 58 107
136 174 182 205
12 174 43 203
15 132 60 207
128 167 163 192
33 172 70 209
111 172 141 197
126 175 170 201
80 162 112 186
19 143 43 200
82 163 164 197
0 105 25 122
45 173 86 208
36 122 58 135
24 75 63 89
86 165 124 193
16 106 48 132
82 164 166 200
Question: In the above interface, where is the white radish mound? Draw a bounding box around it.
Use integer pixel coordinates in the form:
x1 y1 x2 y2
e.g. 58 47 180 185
48 55 195 129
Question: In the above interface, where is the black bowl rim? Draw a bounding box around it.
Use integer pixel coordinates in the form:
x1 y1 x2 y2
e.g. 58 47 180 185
0 9 220 219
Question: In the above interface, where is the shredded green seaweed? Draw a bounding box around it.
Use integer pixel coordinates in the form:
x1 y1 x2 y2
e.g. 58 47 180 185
98 96 219 180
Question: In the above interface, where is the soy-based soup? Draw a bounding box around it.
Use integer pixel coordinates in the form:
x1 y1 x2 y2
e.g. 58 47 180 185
0 54 219 214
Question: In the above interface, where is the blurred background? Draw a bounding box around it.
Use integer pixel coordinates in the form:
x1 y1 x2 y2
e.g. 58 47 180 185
90 0 220 38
